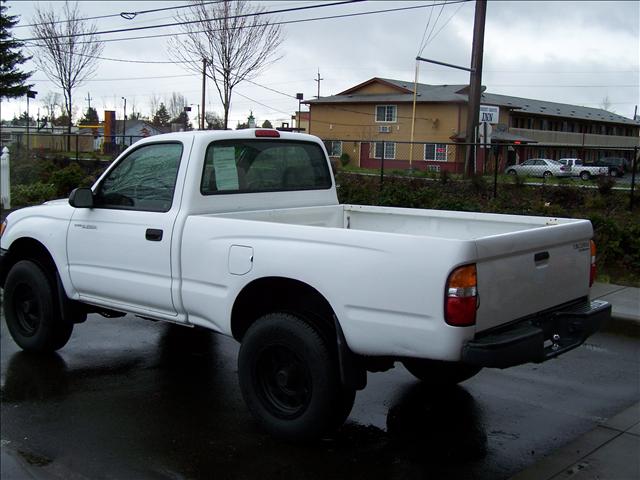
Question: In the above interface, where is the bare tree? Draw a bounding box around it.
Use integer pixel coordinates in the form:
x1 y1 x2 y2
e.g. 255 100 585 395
41 91 63 125
149 92 162 118
600 96 615 113
31 1 104 148
168 91 188 120
168 0 283 129
205 111 224 129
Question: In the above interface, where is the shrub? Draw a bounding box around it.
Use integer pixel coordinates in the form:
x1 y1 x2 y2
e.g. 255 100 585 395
596 175 615 195
50 163 85 197
339 153 350 167
11 183 56 206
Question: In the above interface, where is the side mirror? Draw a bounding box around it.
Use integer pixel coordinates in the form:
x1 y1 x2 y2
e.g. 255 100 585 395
69 188 94 208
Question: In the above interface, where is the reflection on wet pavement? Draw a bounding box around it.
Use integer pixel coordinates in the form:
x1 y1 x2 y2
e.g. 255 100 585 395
1 315 639 479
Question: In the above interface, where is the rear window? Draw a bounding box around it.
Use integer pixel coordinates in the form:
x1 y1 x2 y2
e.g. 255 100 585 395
200 139 332 195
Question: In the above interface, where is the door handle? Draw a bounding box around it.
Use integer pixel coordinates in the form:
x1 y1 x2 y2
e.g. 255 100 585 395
145 228 163 241
534 251 550 263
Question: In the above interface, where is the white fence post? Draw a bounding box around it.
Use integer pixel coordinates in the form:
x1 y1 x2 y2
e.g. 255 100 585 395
1 146 10 210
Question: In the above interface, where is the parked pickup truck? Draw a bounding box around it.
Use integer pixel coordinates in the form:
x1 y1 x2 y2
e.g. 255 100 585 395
0 130 610 441
558 158 608 180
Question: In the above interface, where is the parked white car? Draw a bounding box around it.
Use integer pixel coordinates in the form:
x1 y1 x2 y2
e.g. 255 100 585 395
0 130 610 441
506 158 572 178
558 158 608 181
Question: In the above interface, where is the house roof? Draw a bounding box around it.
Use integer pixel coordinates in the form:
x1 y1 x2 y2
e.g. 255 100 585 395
306 77 640 126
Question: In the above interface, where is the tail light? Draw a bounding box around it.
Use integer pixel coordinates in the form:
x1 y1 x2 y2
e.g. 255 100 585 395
445 264 477 327
590 240 596 287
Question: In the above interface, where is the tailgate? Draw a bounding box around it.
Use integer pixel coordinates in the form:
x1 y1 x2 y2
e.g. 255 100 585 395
474 220 593 332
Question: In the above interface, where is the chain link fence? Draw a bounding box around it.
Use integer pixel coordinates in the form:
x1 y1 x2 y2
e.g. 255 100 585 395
1 132 148 161
324 139 639 211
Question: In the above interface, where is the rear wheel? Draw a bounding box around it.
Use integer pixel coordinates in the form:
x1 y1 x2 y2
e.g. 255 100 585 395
402 359 481 385
238 312 355 441
3 260 73 352
610 168 620 177
580 171 591 181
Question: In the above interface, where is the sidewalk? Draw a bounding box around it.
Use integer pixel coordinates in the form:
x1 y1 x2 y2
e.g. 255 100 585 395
511 283 640 480
591 282 640 336
511 402 640 480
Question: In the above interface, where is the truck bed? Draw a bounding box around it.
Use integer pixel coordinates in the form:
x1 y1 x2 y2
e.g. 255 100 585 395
211 204 593 334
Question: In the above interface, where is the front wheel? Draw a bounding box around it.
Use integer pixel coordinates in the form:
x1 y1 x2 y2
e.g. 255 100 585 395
507 169 517 175
402 359 481 385
238 313 355 441
543 171 553 179
3 260 73 352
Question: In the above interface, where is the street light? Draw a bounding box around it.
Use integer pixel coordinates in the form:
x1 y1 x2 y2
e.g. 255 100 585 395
121 97 127 148
296 93 304 132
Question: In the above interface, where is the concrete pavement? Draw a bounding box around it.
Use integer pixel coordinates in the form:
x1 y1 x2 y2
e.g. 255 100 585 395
1 282 638 480
511 282 640 480
592 282 640 337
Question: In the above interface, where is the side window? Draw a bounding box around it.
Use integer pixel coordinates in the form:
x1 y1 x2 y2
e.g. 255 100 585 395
95 142 183 212
200 140 331 195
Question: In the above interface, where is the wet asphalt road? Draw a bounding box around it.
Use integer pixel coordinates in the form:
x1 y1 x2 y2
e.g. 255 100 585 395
1 313 638 480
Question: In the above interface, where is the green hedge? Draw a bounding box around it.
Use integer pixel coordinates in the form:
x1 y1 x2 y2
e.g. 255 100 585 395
337 173 640 286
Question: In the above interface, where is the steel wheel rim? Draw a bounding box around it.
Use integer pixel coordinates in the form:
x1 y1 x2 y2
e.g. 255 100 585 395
14 283 40 337
256 345 312 419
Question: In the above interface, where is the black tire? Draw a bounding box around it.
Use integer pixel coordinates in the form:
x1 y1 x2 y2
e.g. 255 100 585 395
238 312 355 441
507 169 517 175
3 260 73 352
610 169 619 177
543 170 553 179
580 171 591 181
402 359 481 385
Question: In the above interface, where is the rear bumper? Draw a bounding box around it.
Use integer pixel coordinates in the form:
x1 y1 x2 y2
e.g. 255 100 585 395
462 299 610 369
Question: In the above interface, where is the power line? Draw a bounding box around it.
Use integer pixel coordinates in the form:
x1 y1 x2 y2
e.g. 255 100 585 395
417 0 437 56
424 0 467 46
31 74 196 82
423 0 447 48
234 91 291 116
22 0 471 47
19 0 365 41
15 1 225 29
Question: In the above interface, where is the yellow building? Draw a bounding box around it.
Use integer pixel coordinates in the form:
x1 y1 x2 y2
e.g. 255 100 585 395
306 77 639 172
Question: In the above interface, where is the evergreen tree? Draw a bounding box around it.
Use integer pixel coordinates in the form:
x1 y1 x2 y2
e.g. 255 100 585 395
0 1 33 99
78 106 99 125
152 103 171 127
171 111 192 130
261 119 273 129
11 111 34 126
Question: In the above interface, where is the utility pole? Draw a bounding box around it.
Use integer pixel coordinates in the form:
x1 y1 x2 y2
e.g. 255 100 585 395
464 0 487 176
314 69 323 98
121 97 127 148
201 58 207 130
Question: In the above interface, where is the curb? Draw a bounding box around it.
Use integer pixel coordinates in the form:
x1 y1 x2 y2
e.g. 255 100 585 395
510 402 640 480
601 315 640 338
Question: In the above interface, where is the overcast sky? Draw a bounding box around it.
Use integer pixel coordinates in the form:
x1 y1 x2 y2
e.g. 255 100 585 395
2 0 639 127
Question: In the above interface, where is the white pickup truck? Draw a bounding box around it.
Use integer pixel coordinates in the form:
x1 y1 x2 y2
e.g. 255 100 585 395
558 158 609 180
0 129 610 440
